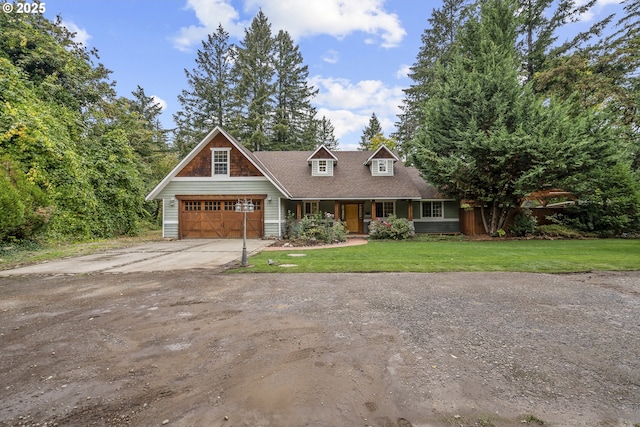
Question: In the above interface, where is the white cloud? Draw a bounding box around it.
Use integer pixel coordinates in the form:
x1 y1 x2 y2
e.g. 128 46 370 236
322 49 339 64
574 0 623 22
61 20 91 46
171 0 247 51
247 0 406 47
151 95 168 111
311 76 404 149
396 64 411 79
173 0 406 51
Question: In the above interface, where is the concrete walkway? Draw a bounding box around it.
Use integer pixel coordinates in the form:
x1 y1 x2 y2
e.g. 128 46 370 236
0 239 274 276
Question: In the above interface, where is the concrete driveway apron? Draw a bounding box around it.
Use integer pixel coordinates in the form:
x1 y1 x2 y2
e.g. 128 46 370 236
0 240 273 276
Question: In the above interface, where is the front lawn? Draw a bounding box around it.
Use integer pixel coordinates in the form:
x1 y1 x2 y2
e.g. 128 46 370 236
240 239 639 273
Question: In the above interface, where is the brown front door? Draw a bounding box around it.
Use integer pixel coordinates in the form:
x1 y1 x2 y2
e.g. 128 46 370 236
345 204 360 233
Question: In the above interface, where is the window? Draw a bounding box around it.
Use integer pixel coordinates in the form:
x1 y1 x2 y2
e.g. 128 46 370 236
312 159 333 176
375 201 394 218
372 159 393 176
212 149 230 176
304 201 319 215
318 160 327 173
422 201 444 218
184 201 201 211
224 201 235 211
254 200 261 211
204 201 220 211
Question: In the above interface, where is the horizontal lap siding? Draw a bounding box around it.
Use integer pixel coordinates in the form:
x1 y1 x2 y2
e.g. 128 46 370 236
413 220 460 233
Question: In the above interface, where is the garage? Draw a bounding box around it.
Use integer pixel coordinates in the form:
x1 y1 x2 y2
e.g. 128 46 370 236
178 196 263 239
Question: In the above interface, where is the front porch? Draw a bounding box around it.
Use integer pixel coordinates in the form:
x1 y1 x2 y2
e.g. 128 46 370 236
284 199 417 234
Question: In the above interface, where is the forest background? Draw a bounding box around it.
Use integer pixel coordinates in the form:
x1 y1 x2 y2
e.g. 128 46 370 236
0 0 638 243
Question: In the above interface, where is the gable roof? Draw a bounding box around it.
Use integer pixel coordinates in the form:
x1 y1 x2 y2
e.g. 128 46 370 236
364 145 400 165
254 150 437 200
306 145 338 162
145 126 290 201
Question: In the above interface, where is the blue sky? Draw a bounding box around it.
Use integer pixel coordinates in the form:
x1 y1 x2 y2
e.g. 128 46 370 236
43 0 623 150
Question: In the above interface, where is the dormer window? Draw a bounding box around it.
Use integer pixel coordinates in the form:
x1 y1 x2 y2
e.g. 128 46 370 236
373 159 393 176
318 160 328 174
311 159 334 176
307 145 338 177
365 145 399 177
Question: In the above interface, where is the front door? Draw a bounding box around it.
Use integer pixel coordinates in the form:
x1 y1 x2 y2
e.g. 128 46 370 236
345 204 360 233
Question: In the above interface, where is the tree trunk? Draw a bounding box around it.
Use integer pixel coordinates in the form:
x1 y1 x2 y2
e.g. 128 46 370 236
480 202 512 235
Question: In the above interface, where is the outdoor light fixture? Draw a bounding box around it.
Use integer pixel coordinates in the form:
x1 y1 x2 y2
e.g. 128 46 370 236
170 197 175 207
235 198 254 266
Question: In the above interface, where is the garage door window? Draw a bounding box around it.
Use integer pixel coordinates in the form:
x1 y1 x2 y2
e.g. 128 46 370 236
184 201 201 211
224 201 235 211
204 201 220 211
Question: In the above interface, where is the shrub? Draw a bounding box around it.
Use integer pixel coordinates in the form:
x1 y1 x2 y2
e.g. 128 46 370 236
534 224 584 239
286 211 348 244
369 215 414 240
510 208 537 237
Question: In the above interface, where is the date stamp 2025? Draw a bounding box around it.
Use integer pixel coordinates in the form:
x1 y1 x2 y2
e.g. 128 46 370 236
2 2 46 14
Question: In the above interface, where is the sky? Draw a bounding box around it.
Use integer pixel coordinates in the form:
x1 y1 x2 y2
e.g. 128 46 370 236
41 0 624 151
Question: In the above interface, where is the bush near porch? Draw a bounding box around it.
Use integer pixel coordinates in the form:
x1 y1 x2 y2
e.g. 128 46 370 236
368 215 414 240
285 211 348 244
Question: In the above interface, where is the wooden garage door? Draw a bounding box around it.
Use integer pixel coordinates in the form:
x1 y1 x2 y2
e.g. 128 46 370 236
179 199 263 239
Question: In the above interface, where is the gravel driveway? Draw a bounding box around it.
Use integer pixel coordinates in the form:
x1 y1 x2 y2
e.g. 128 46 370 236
0 270 638 426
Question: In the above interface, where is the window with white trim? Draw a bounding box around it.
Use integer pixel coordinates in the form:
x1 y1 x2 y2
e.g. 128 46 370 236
422 201 444 218
212 149 230 176
304 201 320 216
318 160 327 173
372 159 393 176
375 201 395 218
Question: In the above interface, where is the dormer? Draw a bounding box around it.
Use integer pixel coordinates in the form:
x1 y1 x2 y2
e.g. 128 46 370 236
307 145 338 177
364 145 400 176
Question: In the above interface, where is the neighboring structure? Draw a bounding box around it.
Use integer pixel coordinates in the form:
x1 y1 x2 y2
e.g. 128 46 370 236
146 126 459 239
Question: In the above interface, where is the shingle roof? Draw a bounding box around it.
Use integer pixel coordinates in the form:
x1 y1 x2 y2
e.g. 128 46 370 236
253 150 445 200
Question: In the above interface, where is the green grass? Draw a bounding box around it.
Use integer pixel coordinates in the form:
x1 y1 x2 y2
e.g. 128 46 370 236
240 239 640 273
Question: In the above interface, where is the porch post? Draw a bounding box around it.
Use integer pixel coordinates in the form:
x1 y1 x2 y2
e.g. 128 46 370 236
408 200 413 221
371 200 377 219
297 201 302 220
334 201 340 221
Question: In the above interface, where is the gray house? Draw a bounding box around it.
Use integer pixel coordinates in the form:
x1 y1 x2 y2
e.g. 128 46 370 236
146 126 459 239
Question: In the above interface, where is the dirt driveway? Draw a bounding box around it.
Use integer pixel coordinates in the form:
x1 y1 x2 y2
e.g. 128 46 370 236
1 270 639 427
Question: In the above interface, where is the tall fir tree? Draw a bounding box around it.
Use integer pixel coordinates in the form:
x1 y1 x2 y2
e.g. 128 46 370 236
272 30 319 150
174 24 235 156
359 112 383 150
230 10 275 151
316 116 339 150
393 0 470 151
409 0 617 235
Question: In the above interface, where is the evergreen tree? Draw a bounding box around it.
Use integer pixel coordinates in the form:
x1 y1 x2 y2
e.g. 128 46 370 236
409 0 617 235
272 30 319 150
230 10 275 151
316 116 339 150
174 24 236 156
359 112 383 150
394 0 470 151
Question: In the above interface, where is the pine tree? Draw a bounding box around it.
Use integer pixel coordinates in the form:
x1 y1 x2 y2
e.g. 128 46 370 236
393 0 470 151
174 24 235 156
316 115 339 150
410 0 617 235
359 112 383 150
230 10 275 151
272 30 319 150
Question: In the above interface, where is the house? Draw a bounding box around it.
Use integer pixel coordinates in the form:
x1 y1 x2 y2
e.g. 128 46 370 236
146 126 459 239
